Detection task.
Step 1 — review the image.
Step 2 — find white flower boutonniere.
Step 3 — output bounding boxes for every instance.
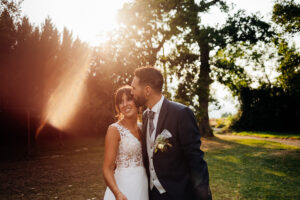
[154,129,173,153]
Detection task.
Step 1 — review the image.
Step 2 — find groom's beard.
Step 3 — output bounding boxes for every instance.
[134,95,147,107]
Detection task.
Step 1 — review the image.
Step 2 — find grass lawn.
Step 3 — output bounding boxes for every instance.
[230,131,300,140]
[0,135,299,200]
[0,137,107,200]
[202,135,300,200]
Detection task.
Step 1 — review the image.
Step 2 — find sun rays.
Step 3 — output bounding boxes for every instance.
[36,50,91,138]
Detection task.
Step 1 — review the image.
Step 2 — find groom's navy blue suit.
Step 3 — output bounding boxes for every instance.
[142,98,212,200]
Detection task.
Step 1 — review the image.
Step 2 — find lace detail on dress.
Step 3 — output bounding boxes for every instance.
[111,123,143,169]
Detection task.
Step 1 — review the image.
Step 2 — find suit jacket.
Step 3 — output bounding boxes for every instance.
[142,98,212,200]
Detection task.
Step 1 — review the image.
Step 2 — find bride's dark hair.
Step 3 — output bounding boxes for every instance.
[114,85,134,119]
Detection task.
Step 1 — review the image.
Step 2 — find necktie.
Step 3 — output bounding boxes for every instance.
[147,110,155,136]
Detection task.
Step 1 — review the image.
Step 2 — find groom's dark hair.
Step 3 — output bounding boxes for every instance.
[134,66,163,93]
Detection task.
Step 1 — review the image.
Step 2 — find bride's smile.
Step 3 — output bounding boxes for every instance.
[124,107,132,114]
[121,106,134,116]
[119,94,138,118]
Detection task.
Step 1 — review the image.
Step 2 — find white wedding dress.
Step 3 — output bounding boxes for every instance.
[103,123,149,200]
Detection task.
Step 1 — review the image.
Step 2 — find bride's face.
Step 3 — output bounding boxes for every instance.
[118,93,138,118]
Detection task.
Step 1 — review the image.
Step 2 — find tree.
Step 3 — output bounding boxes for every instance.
[219,0,300,132]
[0,0,22,17]
[0,3,95,136]
[272,0,300,34]
[0,0,23,55]
[0,0,22,107]
[276,40,300,94]
[117,0,274,137]
[272,0,300,95]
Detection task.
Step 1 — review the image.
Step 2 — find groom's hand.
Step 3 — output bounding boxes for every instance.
[197,185,212,200]
[192,185,212,200]
[178,107,212,200]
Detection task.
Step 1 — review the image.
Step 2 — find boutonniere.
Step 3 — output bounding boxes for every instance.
[154,129,173,153]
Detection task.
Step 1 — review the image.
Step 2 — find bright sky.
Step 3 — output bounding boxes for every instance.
[21,0,276,118]
[21,0,127,44]
[21,0,275,45]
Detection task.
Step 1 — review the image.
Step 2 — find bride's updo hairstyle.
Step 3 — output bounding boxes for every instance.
[114,85,134,119]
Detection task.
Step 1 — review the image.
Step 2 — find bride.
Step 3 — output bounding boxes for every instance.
[102,86,149,200]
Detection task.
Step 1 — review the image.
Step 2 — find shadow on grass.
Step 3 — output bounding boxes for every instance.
[204,136,300,200]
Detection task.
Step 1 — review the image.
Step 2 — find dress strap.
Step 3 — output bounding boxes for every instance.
[111,123,127,137]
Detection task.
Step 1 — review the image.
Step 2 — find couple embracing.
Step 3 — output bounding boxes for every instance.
[102,66,212,200]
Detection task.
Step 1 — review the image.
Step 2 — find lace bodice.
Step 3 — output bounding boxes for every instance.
[111,123,143,169]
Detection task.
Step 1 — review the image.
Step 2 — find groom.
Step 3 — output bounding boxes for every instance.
[131,66,212,200]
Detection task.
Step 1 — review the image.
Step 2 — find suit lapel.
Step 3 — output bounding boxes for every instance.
[155,98,169,139]
[141,112,148,155]
[142,112,148,139]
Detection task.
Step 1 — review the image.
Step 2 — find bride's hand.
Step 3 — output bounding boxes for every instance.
[116,192,128,200]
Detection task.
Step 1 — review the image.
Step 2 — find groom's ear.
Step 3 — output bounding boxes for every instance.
[144,85,152,97]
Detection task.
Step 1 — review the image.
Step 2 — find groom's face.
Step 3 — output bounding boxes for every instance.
[131,76,147,107]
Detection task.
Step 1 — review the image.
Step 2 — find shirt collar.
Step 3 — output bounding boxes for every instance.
[144,95,164,114]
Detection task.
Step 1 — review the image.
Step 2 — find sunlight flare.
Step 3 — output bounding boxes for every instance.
[36,51,91,137]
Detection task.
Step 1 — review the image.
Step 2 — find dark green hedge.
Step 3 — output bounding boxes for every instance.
[232,87,300,132]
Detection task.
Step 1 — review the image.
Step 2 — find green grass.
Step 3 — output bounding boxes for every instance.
[0,136,299,199]
[205,136,300,200]
[230,131,300,140]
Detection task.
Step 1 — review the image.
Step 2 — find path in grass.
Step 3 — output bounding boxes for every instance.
[217,134,300,148]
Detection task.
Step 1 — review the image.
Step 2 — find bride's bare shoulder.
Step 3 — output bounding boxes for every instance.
[105,123,120,139]
[108,121,122,130]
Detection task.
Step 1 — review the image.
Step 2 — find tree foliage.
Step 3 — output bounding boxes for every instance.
[0,1,110,140]
[277,40,300,94]
[115,0,276,137]
[231,86,300,132]
[272,0,300,33]
[1,0,299,142]
[225,0,300,132]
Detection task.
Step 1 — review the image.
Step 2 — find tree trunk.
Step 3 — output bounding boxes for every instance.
[198,32,213,137]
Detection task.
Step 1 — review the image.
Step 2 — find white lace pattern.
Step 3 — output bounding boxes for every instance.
[111,123,143,169]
